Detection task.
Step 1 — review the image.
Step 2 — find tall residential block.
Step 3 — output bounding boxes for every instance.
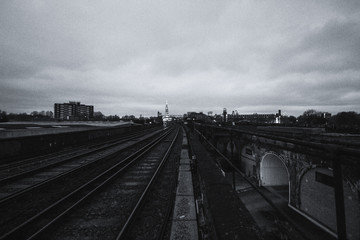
[54,101,94,120]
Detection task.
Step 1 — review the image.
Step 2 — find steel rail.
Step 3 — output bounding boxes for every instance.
[0,126,161,171]
[0,127,174,240]
[116,127,179,240]
[0,128,165,205]
[0,124,161,165]
[0,127,162,182]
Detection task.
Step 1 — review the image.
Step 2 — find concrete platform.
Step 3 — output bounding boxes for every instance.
[0,121,130,139]
[180,149,189,159]
[180,158,191,165]
[170,130,198,240]
[176,171,194,196]
[173,196,196,220]
[179,165,191,171]
[0,126,95,139]
[170,221,198,240]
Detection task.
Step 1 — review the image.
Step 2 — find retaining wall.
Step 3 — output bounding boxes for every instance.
[0,124,158,163]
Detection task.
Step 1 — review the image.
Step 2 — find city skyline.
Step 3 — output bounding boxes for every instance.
[0,101,345,119]
[1,1,359,117]
[0,99,356,118]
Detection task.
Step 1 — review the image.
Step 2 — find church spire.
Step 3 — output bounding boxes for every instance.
[165,100,169,117]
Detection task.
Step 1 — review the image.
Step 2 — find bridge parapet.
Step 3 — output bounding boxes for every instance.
[193,123,360,240]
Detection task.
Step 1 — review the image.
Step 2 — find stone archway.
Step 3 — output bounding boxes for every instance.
[260,152,289,186]
[260,152,290,204]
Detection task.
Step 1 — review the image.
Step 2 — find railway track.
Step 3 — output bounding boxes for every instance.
[0,125,164,165]
[118,128,181,240]
[0,126,161,177]
[0,127,165,201]
[0,126,180,239]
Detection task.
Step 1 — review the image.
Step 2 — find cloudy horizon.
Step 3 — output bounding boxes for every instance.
[1,0,360,117]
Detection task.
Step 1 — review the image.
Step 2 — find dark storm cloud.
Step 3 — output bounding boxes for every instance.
[0,1,93,80]
[272,19,360,75]
[265,12,360,115]
[0,0,359,116]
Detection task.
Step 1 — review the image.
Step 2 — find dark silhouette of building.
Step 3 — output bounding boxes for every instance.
[54,101,94,120]
[227,109,282,124]
[187,112,208,121]
[223,108,227,122]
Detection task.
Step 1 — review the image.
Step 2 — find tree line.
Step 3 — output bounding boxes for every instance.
[283,109,360,133]
[0,110,54,122]
[0,110,161,125]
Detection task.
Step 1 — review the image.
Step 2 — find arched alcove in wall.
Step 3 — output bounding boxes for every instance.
[260,152,289,186]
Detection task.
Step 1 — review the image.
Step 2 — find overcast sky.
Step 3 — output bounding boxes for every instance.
[1,0,359,117]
